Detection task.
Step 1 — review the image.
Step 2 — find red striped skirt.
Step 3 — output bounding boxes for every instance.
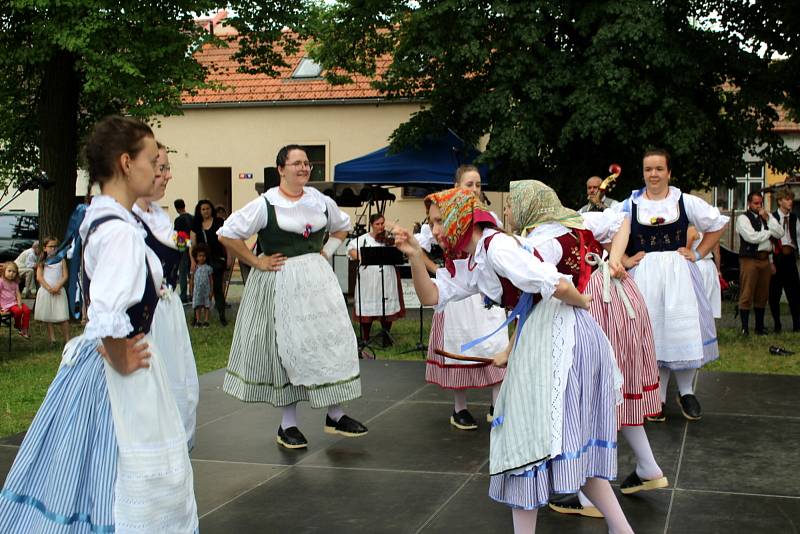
[586,270,661,427]
[425,309,506,389]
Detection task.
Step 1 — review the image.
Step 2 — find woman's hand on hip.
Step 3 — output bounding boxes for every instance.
[255,253,287,272]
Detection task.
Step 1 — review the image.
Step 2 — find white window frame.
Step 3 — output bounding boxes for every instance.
[713,161,765,212]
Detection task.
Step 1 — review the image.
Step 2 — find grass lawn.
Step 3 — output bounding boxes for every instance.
[2,301,800,437]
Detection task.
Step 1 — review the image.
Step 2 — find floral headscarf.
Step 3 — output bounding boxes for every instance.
[425,188,496,275]
[509,180,585,237]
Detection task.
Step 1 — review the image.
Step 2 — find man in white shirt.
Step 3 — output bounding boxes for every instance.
[768,188,800,332]
[736,191,784,335]
[578,175,618,213]
[14,241,39,298]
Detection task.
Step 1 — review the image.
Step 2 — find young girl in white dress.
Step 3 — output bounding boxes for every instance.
[34,237,70,344]
[0,116,197,533]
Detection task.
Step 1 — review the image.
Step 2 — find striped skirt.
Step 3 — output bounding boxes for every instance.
[425,295,507,389]
[488,308,618,510]
[586,269,661,427]
[223,254,361,408]
[0,337,116,533]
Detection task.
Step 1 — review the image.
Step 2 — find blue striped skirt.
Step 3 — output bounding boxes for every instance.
[488,309,618,509]
[0,336,116,533]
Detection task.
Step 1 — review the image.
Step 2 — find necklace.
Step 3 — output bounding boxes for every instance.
[279,185,304,200]
[644,189,668,201]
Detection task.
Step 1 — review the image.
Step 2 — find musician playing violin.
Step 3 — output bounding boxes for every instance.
[347,213,405,346]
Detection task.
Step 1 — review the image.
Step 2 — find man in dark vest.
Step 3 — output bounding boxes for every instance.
[736,191,784,335]
[769,188,800,332]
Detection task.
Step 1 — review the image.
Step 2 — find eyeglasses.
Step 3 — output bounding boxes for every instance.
[286,161,313,170]
[159,165,171,173]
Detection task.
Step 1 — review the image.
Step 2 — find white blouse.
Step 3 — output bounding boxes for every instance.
[80,195,164,339]
[415,223,436,253]
[431,229,567,312]
[523,210,625,264]
[218,187,351,240]
[132,201,177,249]
[613,186,729,233]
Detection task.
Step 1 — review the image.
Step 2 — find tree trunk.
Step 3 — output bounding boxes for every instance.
[37,50,80,241]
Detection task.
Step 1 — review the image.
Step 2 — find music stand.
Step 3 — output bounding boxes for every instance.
[358,246,406,351]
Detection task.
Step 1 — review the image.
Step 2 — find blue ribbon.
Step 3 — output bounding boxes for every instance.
[46,204,87,320]
[703,337,718,346]
[490,415,504,428]
[460,292,535,354]
[555,438,617,461]
[0,489,114,532]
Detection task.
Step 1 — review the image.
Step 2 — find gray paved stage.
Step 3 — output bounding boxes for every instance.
[2,362,799,533]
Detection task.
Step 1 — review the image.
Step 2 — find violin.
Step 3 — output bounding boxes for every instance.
[374,230,395,246]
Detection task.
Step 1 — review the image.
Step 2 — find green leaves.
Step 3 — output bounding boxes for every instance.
[300,0,799,203]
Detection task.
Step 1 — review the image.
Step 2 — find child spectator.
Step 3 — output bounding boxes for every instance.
[34,237,70,344]
[191,244,213,327]
[0,262,31,338]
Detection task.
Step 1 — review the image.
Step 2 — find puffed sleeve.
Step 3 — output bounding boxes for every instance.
[683,194,729,233]
[346,235,361,252]
[217,196,269,239]
[485,233,567,301]
[581,210,625,244]
[324,196,352,233]
[431,264,476,311]
[415,224,435,253]
[84,223,146,339]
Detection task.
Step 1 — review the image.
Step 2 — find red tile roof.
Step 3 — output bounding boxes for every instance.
[182,39,390,106]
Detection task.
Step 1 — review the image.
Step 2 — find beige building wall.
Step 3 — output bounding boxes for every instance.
[152,102,507,230]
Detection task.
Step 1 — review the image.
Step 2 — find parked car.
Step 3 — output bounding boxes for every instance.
[0,212,39,262]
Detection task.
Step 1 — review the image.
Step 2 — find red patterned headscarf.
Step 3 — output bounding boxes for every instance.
[425,188,497,275]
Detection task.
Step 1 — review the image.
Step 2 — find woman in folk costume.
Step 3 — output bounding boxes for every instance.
[0,116,197,533]
[612,149,728,421]
[132,142,199,449]
[507,180,666,519]
[218,144,367,450]
[347,212,405,347]
[687,225,723,319]
[418,165,507,430]
[393,189,633,534]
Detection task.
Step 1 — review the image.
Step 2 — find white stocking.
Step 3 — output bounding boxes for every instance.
[511,508,538,534]
[327,404,345,423]
[675,369,697,396]
[580,478,633,534]
[621,425,663,480]
[454,390,468,412]
[281,403,298,430]
[658,367,671,404]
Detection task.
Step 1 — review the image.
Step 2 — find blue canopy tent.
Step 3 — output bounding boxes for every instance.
[333,130,486,186]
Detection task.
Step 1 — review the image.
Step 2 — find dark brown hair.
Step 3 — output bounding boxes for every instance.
[37,236,59,266]
[84,116,154,198]
[192,242,211,262]
[643,148,671,171]
[276,144,306,167]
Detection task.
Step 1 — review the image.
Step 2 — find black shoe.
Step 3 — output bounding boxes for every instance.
[324,415,368,437]
[619,471,669,495]
[450,409,478,430]
[486,405,494,423]
[754,328,769,336]
[548,493,604,518]
[277,426,308,449]
[646,403,666,423]
[219,316,228,326]
[676,394,702,421]
[774,325,782,334]
[741,328,750,337]
[769,345,795,356]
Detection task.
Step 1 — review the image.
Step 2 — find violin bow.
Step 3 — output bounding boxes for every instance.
[434,348,495,364]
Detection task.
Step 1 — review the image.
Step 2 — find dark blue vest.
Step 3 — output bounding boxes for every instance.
[738,211,765,258]
[626,194,689,255]
[82,215,158,338]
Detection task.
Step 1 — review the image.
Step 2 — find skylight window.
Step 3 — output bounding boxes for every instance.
[292,58,323,79]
